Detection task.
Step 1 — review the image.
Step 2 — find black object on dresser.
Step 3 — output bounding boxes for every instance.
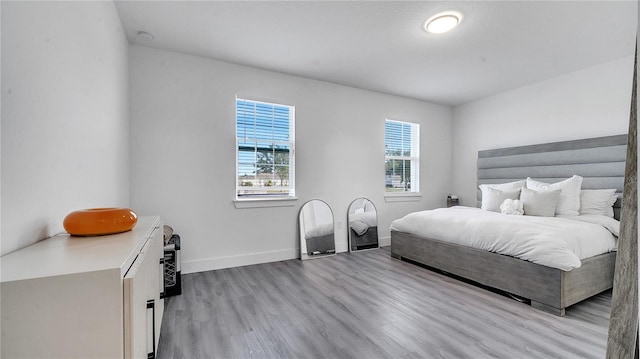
[163,234,182,297]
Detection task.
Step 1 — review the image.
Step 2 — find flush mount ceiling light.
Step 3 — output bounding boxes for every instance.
[424,11,462,34]
[137,31,154,40]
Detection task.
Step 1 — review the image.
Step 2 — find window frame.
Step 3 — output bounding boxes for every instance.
[235,97,296,202]
[384,119,420,198]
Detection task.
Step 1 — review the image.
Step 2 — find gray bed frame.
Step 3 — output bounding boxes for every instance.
[391,134,627,316]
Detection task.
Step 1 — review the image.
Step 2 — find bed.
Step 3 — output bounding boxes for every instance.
[350,227,378,250]
[349,198,379,251]
[305,223,335,255]
[300,200,336,257]
[390,134,627,316]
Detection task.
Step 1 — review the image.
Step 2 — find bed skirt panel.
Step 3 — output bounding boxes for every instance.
[390,230,615,316]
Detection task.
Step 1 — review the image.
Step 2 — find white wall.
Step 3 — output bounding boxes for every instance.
[129,45,452,273]
[451,56,634,207]
[1,1,130,255]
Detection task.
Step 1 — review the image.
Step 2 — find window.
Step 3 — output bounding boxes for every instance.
[385,119,420,193]
[236,98,295,198]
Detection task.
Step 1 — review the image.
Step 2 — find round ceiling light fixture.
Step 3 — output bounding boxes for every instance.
[424,11,462,34]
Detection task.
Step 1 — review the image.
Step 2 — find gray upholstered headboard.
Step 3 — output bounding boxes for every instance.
[477,134,628,219]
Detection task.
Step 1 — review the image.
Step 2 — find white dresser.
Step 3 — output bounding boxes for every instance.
[1,216,165,359]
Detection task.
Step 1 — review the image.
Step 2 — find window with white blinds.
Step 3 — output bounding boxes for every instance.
[236,98,295,198]
[385,119,420,193]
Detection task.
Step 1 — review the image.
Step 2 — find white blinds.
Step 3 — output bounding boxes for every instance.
[236,98,295,197]
[385,119,420,193]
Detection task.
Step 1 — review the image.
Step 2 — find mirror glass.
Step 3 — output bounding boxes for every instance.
[299,200,336,260]
[348,198,379,252]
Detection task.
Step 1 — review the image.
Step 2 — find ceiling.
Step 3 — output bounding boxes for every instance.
[114,1,637,106]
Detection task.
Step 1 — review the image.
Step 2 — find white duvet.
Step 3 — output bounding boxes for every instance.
[349,211,377,236]
[305,222,334,239]
[390,206,618,271]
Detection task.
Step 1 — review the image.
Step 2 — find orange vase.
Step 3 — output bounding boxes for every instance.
[63,208,138,236]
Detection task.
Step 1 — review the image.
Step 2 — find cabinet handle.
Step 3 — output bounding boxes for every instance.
[147,299,156,359]
[159,257,165,299]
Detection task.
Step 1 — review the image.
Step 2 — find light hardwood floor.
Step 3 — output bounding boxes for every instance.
[158,247,611,359]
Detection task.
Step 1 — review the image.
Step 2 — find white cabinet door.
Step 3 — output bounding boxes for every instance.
[124,236,158,359]
[151,225,165,350]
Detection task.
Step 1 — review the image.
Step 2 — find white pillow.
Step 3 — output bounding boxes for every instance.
[479,179,526,192]
[480,187,521,212]
[580,189,618,217]
[520,187,562,217]
[479,180,525,209]
[526,175,583,216]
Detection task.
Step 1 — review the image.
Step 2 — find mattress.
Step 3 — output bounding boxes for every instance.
[390,206,618,271]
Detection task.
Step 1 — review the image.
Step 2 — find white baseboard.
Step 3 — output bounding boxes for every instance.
[379,236,391,247]
[182,248,299,274]
[182,237,392,274]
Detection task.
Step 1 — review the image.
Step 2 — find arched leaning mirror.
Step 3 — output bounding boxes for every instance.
[348,198,379,252]
[299,200,336,260]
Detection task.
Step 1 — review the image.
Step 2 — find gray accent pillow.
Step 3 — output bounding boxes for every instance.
[579,189,618,217]
[481,187,521,213]
[521,187,561,217]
